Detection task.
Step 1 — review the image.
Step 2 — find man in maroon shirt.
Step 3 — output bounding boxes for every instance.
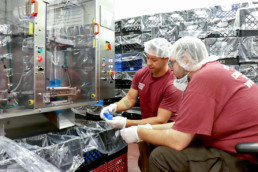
[100,38,182,172]
[121,37,258,171]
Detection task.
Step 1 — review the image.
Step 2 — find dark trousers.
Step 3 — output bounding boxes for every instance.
[138,141,156,172]
[149,146,257,172]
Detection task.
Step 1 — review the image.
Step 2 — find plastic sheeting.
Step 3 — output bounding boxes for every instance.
[234,6,258,30]
[207,18,236,37]
[121,53,143,71]
[204,37,240,59]
[141,14,162,31]
[186,8,213,22]
[162,11,187,26]
[213,4,241,19]
[152,25,179,42]
[121,34,143,52]
[0,121,127,171]
[121,17,142,32]
[239,36,258,63]
[239,64,258,84]
[0,136,61,172]
[179,22,208,39]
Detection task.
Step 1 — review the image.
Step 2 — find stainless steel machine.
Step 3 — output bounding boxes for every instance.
[0,0,115,134]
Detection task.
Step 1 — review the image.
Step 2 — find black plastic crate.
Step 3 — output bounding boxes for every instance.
[121,53,143,72]
[218,57,239,65]
[141,14,162,31]
[234,7,258,37]
[152,25,179,42]
[186,8,213,22]
[115,54,122,72]
[207,18,236,38]
[121,17,141,32]
[115,36,122,54]
[141,31,152,43]
[204,37,240,59]
[239,36,258,63]
[239,63,258,84]
[162,11,187,25]
[213,4,240,19]
[115,21,121,33]
[83,149,107,166]
[179,22,208,39]
[121,33,143,53]
[115,80,132,89]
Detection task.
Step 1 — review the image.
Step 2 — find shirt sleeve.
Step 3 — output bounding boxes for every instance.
[159,82,182,113]
[172,92,217,136]
[131,70,140,90]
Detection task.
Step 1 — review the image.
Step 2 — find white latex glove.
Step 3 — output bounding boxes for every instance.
[138,123,152,129]
[100,104,117,120]
[120,124,152,143]
[120,126,140,143]
[106,116,127,129]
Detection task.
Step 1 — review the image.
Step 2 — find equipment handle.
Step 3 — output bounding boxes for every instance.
[94,22,99,35]
[31,0,38,17]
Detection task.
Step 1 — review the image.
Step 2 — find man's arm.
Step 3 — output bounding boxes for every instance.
[115,88,139,112]
[126,108,173,127]
[152,122,174,130]
[138,127,195,151]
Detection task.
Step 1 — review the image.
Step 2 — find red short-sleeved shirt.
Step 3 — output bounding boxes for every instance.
[172,61,258,163]
[131,66,182,119]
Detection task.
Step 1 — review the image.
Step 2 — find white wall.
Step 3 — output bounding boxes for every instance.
[114,0,254,20]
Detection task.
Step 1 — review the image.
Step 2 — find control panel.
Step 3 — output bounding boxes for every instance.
[101,46,115,81]
[97,3,115,99]
[97,31,115,99]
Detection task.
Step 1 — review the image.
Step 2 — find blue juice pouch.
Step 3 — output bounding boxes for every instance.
[104,112,113,120]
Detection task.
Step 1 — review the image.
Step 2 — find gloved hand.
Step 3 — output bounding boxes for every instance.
[120,126,140,143]
[100,104,117,120]
[106,116,127,129]
[138,123,152,129]
[120,124,152,143]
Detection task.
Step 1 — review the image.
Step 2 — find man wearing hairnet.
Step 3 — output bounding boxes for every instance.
[100,38,182,172]
[120,37,258,171]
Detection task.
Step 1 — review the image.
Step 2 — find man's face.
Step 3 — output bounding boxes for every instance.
[169,59,188,79]
[146,53,167,74]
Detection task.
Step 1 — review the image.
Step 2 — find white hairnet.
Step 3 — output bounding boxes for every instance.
[170,36,216,71]
[144,38,171,58]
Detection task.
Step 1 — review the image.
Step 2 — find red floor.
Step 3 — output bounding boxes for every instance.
[128,143,141,172]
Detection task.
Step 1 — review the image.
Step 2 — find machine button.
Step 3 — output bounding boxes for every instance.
[38,56,43,62]
[108,43,111,50]
[38,48,43,53]
[105,41,111,50]
[38,65,44,71]
[91,94,96,99]
[28,99,34,105]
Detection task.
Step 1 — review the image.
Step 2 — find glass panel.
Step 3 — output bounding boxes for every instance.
[46,0,96,105]
[0,0,34,111]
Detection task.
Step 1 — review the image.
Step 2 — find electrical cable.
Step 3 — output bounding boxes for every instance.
[11,69,25,92]
[66,70,71,87]
[4,0,12,90]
